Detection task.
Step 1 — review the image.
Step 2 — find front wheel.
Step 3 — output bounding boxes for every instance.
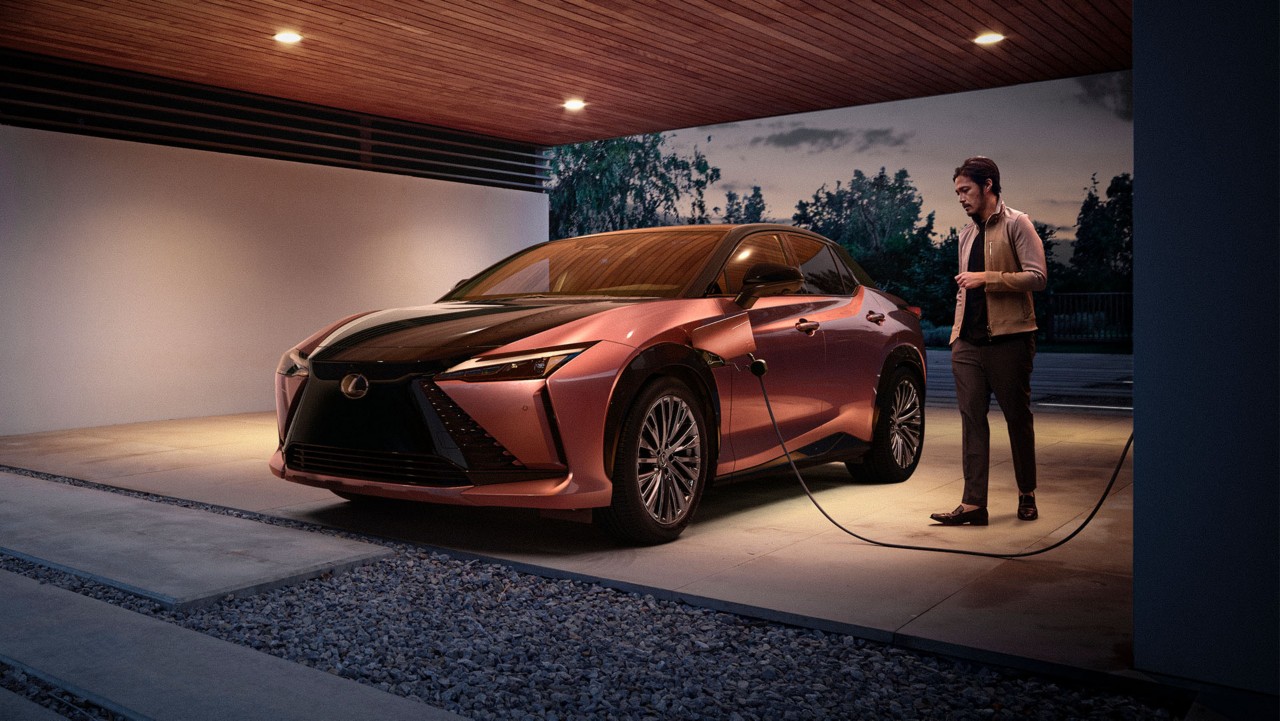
[596,377,710,545]
[847,366,924,483]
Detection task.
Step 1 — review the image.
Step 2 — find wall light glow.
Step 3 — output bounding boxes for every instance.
[563,98,586,112]
[274,31,303,44]
[974,32,1005,45]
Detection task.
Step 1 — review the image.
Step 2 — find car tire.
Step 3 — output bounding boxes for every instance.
[847,366,924,483]
[596,377,710,545]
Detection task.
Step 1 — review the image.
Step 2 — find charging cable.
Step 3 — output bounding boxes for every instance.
[750,356,1134,559]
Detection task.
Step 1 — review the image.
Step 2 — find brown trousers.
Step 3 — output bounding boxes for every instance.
[951,335,1037,507]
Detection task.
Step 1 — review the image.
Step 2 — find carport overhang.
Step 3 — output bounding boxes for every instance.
[0,0,1275,704]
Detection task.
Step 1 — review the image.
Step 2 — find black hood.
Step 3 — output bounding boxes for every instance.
[308,299,636,374]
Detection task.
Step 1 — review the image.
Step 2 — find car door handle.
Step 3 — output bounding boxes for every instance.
[865,311,886,325]
[795,319,820,336]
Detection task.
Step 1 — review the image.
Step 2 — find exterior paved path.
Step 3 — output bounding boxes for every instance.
[925,350,1133,411]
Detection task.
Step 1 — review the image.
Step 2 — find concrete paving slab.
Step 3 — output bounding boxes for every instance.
[0,403,1137,683]
[0,472,390,610]
[0,687,67,721]
[673,534,1005,638]
[896,560,1133,675]
[0,570,465,721]
[97,459,337,512]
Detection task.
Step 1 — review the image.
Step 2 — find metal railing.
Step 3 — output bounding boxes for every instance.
[1041,292,1133,343]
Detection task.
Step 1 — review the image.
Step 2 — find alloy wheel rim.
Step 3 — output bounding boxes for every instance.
[636,395,702,524]
[888,379,923,469]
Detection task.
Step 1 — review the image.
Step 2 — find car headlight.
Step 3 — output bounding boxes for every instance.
[437,345,591,382]
[277,348,310,378]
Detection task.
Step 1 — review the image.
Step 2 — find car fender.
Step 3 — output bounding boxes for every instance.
[601,342,721,480]
[871,343,927,428]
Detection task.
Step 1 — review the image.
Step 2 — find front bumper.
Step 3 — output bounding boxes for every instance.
[272,341,633,509]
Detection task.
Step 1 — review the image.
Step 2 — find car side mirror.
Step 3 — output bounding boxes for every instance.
[734,263,804,309]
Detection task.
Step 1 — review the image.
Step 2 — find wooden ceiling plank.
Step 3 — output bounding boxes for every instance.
[793,0,999,95]
[1019,0,1129,70]
[959,0,1098,77]
[325,0,834,117]
[0,0,880,137]
[1093,0,1134,42]
[1063,0,1133,65]
[907,0,1073,81]
[696,0,947,96]
[239,2,743,129]
[697,0,943,98]
[856,1,1033,91]
[578,0,877,104]
[0,0,1136,146]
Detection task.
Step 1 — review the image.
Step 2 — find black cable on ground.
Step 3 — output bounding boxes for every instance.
[754,364,1133,559]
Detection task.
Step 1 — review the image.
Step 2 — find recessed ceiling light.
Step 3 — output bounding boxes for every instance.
[974,32,1005,45]
[563,98,586,112]
[274,31,302,44]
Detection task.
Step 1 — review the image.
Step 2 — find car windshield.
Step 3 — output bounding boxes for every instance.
[447,229,729,300]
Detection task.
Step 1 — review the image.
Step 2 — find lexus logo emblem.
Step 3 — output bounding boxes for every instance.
[340,373,370,399]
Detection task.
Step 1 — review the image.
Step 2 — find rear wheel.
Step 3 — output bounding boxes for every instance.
[596,377,710,545]
[847,366,924,483]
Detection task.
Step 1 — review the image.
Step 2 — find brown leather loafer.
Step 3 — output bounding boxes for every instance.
[930,505,989,526]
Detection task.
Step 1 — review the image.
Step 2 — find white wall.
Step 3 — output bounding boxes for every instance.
[0,125,548,435]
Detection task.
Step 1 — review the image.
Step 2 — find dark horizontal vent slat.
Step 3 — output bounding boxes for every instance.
[2,82,548,177]
[0,49,548,192]
[286,442,559,488]
[287,443,470,487]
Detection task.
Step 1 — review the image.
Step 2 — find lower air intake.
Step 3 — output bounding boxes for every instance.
[286,443,469,487]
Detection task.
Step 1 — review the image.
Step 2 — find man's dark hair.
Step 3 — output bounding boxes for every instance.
[954,156,1002,197]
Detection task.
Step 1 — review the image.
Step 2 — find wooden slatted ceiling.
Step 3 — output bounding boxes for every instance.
[0,0,1131,146]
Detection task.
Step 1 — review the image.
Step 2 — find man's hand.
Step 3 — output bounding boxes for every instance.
[955,271,986,290]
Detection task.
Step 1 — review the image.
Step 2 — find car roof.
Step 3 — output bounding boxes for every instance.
[570,223,830,244]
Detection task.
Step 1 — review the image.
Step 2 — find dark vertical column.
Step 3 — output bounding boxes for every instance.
[1132,0,1278,696]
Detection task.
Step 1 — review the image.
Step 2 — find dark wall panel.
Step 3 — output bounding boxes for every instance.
[1132,0,1278,696]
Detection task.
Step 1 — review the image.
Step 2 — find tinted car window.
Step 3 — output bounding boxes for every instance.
[449,229,727,299]
[786,234,850,295]
[830,244,876,289]
[714,234,790,295]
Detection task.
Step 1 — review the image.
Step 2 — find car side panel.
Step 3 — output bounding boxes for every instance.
[813,286,894,443]
[721,294,832,471]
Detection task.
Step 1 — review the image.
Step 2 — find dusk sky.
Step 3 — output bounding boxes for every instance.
[662,71,1133,242]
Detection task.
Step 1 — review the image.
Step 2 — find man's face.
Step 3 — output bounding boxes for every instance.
[954,175,994,219]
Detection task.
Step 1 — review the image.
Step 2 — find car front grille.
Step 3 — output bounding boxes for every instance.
[286,443,469,487]
[283,376,565,488]
[419,380,524,471]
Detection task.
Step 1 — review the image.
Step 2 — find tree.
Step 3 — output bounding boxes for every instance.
[721,186,767,223]
[792,168,928,256]
[1067,173,1133,291]
[1036,221,1071,287]
[899,222,957,326]
[1033,221,1070,332]
[792,168,945,314]
[547,134,721,239]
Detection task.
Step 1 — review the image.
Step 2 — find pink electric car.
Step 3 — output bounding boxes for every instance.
[271,225,925,544]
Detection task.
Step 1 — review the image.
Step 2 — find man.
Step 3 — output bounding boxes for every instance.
[931,157,1047,526]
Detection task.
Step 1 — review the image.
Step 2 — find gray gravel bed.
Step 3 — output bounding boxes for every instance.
[1,467,1183,720]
